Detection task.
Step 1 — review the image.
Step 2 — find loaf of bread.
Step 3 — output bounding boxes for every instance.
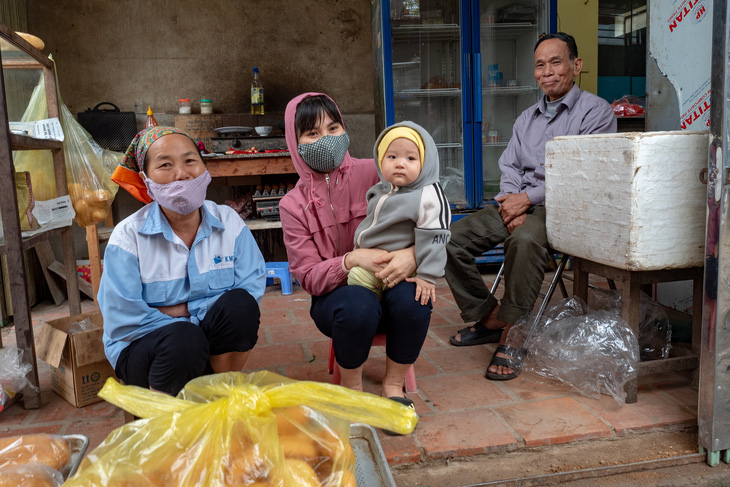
[0,434,71,471]
[0,463,63,487]
[15,32,45,50]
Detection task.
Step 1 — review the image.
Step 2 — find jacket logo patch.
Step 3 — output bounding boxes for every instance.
[432,234,450,244]
[213,255,234,265]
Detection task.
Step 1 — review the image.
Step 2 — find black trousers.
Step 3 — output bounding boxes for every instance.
[310,282,432,369]
[115,288,260,395]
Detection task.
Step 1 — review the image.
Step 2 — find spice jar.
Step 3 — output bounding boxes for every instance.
[200,98,213,114]
[178,98,191,114]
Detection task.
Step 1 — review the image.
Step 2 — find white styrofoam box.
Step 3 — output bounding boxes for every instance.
[545,130,709,271]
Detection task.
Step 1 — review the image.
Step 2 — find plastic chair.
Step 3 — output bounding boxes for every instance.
[327,335,418,393]
[265,262,293,295]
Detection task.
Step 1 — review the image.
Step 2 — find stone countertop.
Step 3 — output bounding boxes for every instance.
[206,151,290,160]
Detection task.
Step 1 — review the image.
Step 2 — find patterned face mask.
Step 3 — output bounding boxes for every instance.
[144,170,212,215]
[297,132,350,173]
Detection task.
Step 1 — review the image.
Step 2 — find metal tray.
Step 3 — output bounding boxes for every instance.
[214,126,253,134]
[350,424,396,487]
[61,434,89,480]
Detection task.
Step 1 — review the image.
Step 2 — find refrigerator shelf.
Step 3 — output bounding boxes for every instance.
[393,60,420,68]
[396,88,461,98]
[436,142,463,149]
[482,142,509,147]
[482,86,537,95]
[392,24,460,41]
[480,22,538,38]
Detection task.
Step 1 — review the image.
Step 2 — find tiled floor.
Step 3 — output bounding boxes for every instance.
[0,268,698,470]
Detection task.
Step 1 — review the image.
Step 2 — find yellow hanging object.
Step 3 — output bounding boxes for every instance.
[65,371,417,486]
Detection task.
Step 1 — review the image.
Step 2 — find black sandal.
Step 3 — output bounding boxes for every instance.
[485,344,523,381]
[449,323,503,346]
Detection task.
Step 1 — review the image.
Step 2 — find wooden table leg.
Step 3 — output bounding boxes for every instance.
[622,272,641,404]
[691,275,703,388]
[86,225,102,303]
[573,258,589,302]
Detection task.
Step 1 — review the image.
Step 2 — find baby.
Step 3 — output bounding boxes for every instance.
[349,121,451,304]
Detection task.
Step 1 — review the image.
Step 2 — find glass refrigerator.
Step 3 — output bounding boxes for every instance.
[371,0,555,209]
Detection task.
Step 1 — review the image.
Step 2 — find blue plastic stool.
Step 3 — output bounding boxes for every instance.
[265,262,293,295]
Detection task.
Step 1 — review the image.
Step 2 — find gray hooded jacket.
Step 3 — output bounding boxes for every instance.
[353,121,451,283]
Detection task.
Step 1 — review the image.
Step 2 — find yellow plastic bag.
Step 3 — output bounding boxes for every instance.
[12,55,120,227]
[65,371,417,487]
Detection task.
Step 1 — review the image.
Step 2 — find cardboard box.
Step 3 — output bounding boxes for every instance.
[174,114,223,153]
[35,310,116,407]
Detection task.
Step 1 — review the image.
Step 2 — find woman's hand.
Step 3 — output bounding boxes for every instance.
[407,276,436,305]
[345,248,389,273]
[154,302,191,318]
[374,246,417,287]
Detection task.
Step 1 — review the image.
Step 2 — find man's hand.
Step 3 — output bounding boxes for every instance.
[507,213,526,233]
[496,192,531,224]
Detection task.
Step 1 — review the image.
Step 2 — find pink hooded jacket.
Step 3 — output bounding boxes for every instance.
[279,93,379,296]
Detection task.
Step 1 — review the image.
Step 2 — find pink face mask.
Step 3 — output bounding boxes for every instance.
[144,170,212,215]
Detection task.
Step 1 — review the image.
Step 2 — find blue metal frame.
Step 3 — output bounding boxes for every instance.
[549,0,557,33]
[461,0,476,207]
[468,0,483,208]
[381,0,395,126]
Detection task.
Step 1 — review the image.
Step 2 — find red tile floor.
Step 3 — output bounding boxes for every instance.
[0,268,698,471]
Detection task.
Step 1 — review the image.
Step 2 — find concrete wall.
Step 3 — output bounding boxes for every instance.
[24,0,377,158]
[22,0,378,260]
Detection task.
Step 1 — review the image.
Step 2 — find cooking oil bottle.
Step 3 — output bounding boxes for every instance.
[145,106,158,128]
[250,67,264,115]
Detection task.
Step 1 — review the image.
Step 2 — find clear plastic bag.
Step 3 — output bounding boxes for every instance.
[611,95,645,117]
[0,433,71,471]
[588,289,672,361]
[506,297,640,405]
[66,371,416,486]
[68,318,94,335]
[638,293,672,361]
[0,346,36,411]
[12,56,120,227]
[0,462,64,487]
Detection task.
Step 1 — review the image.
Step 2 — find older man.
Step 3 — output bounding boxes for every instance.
[445,32,617,380]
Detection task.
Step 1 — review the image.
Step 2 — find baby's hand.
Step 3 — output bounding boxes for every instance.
[407,276,436,305]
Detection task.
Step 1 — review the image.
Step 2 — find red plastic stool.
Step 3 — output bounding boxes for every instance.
[327,335,417,393]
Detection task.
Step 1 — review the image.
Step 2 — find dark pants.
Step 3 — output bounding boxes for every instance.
[444,205,549,324]
[311,282,431,369]
[115,288,260,395]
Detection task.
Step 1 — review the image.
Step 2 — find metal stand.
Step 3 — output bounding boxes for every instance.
[699,0,730,466]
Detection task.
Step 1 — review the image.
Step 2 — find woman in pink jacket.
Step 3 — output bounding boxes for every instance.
[280,93,431,410]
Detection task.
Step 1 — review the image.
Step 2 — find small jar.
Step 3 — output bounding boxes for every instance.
[200,98,213,114]
[178,98,191,114]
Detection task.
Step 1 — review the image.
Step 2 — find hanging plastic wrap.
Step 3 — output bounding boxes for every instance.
[588,289,672,361]
[0,346,36,412]
[65,371,416,486]
[12,55,121,227]
[506,296,640,405]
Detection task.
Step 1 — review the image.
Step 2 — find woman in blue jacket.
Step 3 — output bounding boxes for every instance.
[100,127,266,395]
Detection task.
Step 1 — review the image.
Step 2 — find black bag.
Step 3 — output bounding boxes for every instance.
[77,102,137,152]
